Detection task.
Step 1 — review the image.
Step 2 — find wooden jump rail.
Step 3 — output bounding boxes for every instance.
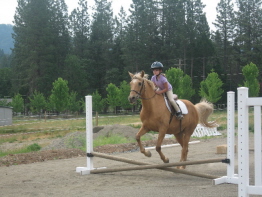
[86,152,226,179]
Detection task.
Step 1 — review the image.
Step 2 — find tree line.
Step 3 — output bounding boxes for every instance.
[1,64,259,116]
[0,0,261,109]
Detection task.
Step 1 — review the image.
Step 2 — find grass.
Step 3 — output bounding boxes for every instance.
[0,143,42,157]
[65,131,154,152]
[0,115,140,135]
[0,109,256,157]
[93,134,135,147]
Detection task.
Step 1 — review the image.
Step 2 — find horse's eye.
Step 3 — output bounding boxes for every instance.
[138,82,142,86]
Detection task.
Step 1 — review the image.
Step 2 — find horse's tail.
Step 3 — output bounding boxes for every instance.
[194,99,217,128]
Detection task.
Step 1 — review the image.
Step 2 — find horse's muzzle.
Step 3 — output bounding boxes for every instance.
[128,95,138,104]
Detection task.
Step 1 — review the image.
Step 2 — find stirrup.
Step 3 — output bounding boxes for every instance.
[176,112,183,120]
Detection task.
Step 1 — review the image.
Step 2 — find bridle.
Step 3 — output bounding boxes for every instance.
[130,77,156,100]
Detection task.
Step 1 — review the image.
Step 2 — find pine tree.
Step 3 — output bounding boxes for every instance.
[69,0,90,59]
[123,0,160,73]
[185,0,214,93]
[199,70,224,103]
[161,0,186,66]
[12,0,70,97]
[234,0,262,67]
[241,62,260,97]
[88,0,115,96]
[213,0,235,72]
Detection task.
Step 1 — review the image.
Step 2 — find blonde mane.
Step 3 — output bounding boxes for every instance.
[132,72,155,89]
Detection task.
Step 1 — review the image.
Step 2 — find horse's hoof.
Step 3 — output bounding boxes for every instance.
[145,150,152,157]
[163,157,169,163]
[177,166,186,169]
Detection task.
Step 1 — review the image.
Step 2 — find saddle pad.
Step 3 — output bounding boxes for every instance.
[164,98,188,114]
[176,100,188,114]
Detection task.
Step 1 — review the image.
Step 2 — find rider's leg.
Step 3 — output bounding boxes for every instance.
[166,90,183,119]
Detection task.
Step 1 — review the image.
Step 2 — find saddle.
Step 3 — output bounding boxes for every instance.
[164,94,188,116]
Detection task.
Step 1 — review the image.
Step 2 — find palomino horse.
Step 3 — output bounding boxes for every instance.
[128,71,216,169]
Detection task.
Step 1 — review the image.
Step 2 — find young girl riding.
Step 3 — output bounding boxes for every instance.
[150,61,183,120]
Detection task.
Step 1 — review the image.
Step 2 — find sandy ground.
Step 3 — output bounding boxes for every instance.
[0,134,257,197]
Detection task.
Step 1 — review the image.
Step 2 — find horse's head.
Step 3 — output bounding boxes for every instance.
[128,71,146,104]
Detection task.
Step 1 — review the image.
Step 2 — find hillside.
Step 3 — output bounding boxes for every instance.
[0,24,14,54]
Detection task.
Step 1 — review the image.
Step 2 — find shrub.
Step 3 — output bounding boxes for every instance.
[27,143,41,151]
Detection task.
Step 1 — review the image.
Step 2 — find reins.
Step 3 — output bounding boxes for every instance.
[130,77,156,100]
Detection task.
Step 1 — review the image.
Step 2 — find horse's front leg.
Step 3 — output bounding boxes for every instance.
[156,130,169,163]
[136,126,151,157]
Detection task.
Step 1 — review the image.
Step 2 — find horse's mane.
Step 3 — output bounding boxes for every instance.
[133,72,155,89]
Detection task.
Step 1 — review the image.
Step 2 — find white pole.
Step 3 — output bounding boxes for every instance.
[76,96,93,175]
[254,105,262,186]
[213,91,238,185]
[86,96,93,171]
[237,87,249,197]
[227,91,237,180]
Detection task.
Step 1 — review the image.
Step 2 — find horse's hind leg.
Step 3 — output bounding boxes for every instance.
[136,126,151,157]
[174,131,191,169]
[156,131,169,163]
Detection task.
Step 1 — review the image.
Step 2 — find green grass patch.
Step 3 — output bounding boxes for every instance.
[0,143,41,157]
[64,132,154,152]
[93,115,141,126]
[27,143,41,151]
[0,136,18,145]
[93,134,134,147]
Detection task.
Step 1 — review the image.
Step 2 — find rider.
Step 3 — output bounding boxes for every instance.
[151,61,183,120]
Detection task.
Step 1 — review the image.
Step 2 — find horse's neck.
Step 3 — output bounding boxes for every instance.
[141,86,163,109]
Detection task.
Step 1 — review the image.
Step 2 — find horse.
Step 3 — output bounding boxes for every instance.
[128,70,216,169]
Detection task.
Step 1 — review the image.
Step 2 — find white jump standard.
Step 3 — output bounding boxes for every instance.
[214,87,262,197]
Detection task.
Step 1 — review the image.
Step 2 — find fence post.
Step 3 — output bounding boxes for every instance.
[237,87,249,197]
[227,91,237,180]
[213,91,238,185]
[76,95,93,175]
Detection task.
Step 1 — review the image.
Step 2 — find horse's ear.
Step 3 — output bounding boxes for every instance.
[128,72,134,79]
[141,70,145,78]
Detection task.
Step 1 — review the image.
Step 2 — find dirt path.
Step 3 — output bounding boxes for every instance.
[1,135,253,197]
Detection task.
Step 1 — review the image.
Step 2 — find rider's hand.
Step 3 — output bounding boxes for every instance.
[155,90,161,95]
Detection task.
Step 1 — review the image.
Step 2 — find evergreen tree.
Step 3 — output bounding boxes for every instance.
[199,70,224,103]
[213,0,235,72]
[49,77,69,113]
[185,0,214,92]
[234,0,262,68]
[12,0,70,97]
[92,90,105,126]
[62,54,88,99]
[29,91,46,116]
[119,80,133,110]
[68,91,82,114]
[106,83,120,113]
[88,0,115,96]
[124,0,160,72]
[50,0,71,74]
[165,67,195,100]
[11,93,24,114]
[241,62,260,97]
[69,0,90,59]
[0,68,12,97]
[161,0,187,65]
[109,6,128,83]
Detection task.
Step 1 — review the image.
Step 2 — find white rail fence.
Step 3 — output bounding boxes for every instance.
[214,87,262,197]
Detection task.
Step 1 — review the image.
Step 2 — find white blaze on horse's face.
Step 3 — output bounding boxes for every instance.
[128,78,142,104]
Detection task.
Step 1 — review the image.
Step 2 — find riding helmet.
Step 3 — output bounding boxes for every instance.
[151,61,164,70]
